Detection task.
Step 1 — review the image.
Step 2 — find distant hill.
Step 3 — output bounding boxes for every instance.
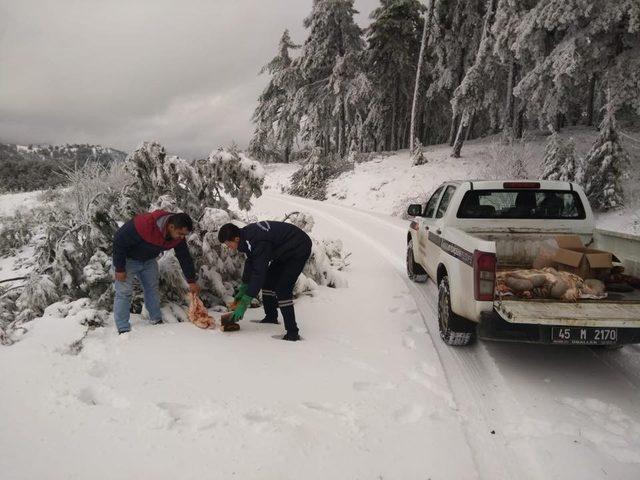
[0,143,127,192]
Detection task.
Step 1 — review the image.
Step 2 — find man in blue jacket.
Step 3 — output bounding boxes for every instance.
[218,221,312,341]
[112,210,199,334]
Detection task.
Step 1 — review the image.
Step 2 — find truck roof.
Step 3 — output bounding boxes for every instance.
[447,179,574,191]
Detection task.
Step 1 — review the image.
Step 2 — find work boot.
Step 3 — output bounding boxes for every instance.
[258,316,279,324]
[262,290,279,323]
[279,301,299,339]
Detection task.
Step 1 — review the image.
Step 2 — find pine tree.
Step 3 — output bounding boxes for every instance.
[540,128,576,181]
[427,0,485,145]
[249,30,301,163]
[451,0,501,157]
[366,0,426,151]
[501,0,640,132]
[295,0,367,157]
[288,148,334,200]
[582,109,629,211]
[411,138,428,166]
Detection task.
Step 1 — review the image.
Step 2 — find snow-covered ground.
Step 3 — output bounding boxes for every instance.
[1,192,640,479]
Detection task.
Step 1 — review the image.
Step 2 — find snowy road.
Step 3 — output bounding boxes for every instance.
[1,192,640,480]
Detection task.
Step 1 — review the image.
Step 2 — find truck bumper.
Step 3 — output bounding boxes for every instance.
[479,310,640,345]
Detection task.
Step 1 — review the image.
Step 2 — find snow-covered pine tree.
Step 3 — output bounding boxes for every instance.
[582,108,629,211]
[451,0,501,158]
[249,30,301,163]
[426,0,485,145]
[281,211,349,292]
[411,138,428,166]
[366,0,426,151]
[288,148,334,200]
[540,128,576,182]
[294,0,367,157]
[504,0,640,133]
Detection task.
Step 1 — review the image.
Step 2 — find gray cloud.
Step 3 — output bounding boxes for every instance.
[0,0,380,158]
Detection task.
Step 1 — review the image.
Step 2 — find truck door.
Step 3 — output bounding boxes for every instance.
[424,185,457,276]
[417,186,444,267]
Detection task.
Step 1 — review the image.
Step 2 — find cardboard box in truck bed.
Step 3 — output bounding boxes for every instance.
[552,235,615,279]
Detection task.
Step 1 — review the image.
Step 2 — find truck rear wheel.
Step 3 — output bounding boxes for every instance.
[438,276,476,346]
[407,240,428,283]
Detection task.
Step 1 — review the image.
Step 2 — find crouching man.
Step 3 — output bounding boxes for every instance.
[218,221,312,341]
[112,210,199,334]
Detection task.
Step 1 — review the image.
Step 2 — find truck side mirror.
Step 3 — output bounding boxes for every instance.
[407,204,423,217]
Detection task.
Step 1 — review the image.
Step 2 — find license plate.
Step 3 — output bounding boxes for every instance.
[551,327,618,345]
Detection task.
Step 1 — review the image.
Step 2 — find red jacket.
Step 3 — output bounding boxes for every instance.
[112,210,196,281]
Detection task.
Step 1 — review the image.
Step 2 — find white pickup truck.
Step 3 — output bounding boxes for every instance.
[406,180,640,347]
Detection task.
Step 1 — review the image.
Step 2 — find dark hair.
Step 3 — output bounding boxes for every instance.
[218,223,241,243]
[167,213,194,231]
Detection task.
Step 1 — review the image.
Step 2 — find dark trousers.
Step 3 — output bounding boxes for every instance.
[262,244,312,334]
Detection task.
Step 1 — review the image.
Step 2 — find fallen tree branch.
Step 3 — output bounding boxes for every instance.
[0,277,28,284]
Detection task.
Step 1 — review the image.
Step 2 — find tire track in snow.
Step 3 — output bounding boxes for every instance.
[265,193,535,480]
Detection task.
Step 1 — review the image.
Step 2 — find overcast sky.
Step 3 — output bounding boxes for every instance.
[0,0,381,158]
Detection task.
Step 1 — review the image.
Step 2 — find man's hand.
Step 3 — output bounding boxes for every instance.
[188,282,201,295]
[231,294,252,322]
[115,271,127,282]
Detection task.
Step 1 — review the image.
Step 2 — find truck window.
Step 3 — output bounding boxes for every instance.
[436,186,457,218]
[423,186,444,218]
[457,190,586,219]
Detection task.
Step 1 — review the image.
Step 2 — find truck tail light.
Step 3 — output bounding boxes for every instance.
[473,250,497,301]
[410,221,419,231]
[503,182,540,189]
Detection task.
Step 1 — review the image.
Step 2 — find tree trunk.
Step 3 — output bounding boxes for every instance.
[410,1,433,151]
[465,113,475,141]
[504,62,518,130]
[513,104,525,139]
[421,108,429,144]
[284,143,291,163]
[448,114,459,146]
[586,74,596,126]
[338,98,346,158]
[554,112,563,133]
[451,113,467,158]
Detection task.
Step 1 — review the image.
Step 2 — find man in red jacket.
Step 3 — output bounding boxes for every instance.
[112,210,199,334]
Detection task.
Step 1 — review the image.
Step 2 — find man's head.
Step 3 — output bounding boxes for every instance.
[218,223,241,250]
[167,213,194,240]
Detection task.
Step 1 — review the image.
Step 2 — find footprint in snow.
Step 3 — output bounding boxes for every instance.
[301,402,358,426]
[155,402,221,431]
[77,385,130,409]
[394,404,426,424]
[402,335,416,350]
[242,408,301,432]
[353,381,396,392]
